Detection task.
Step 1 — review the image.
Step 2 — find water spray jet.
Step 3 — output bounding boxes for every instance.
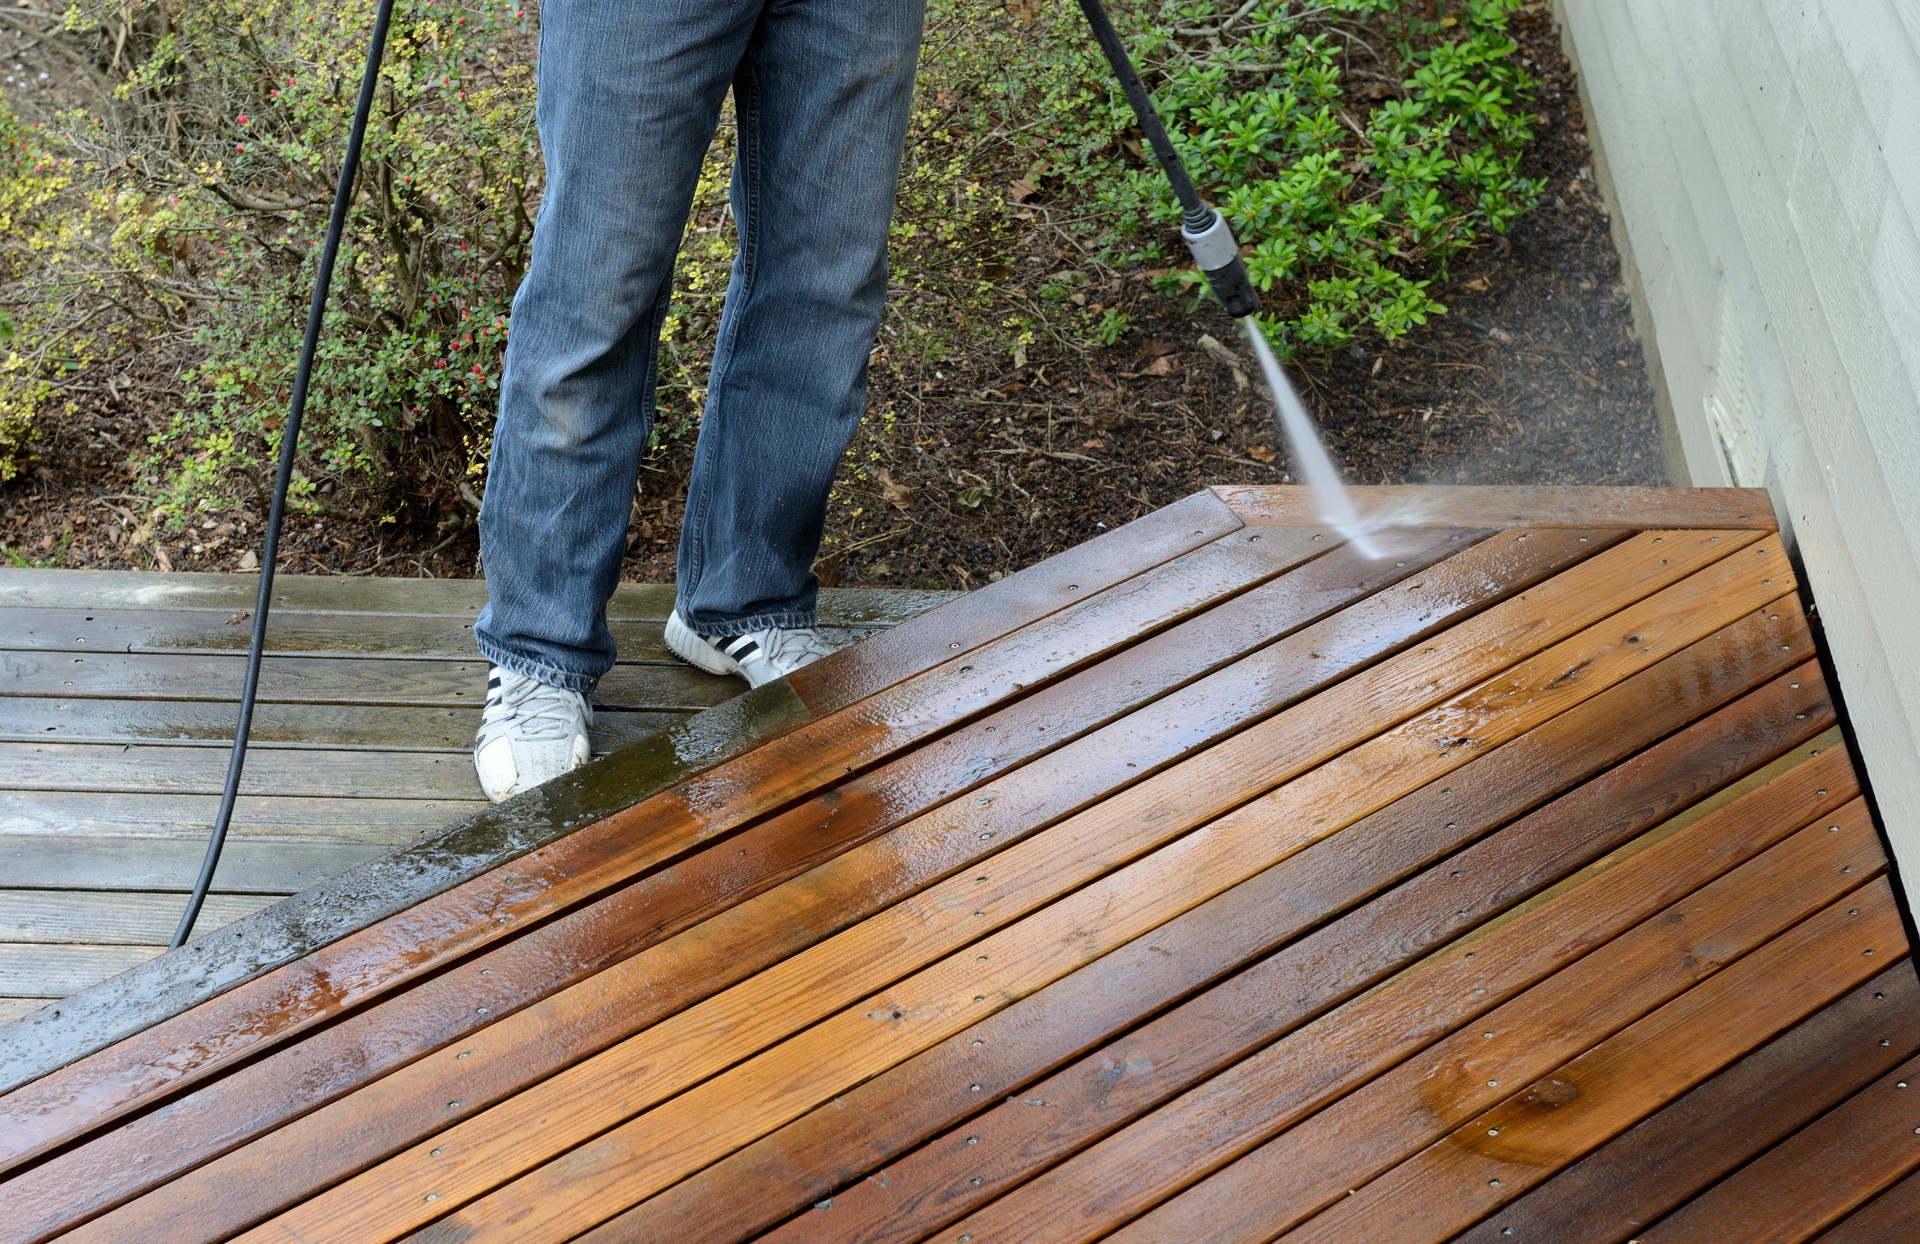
[1076,0,1382,557]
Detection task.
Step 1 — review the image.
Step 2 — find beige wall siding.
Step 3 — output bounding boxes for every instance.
[1553,0,1920,888]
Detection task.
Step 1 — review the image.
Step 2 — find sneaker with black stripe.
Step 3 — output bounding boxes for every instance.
[472,666,592,802]
[664,610,839,689]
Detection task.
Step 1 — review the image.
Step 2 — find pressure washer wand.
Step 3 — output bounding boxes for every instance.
[1076,0,1258,319]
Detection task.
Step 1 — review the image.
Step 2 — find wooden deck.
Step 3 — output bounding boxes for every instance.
[0,485,1914,1243]
[0,571,950,1022]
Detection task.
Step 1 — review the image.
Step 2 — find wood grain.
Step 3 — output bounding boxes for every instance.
[1273,877,1903,1244]
[725,653,1830,1244]
[1452,968,1920,1244]
[935,742,1859,1244]
[1639,1026,1920,1241]
[0,696,686,751]
[1816,1169,1920,1242]
[0,742,484,799]
[0,835,385,892]
[0,571,952,624]
[0,1001,46,1026]
[0,892,278,944]
[0,605,881,663]
[0,945,165,998]
[0,649,733,711]
[0,790,487,841]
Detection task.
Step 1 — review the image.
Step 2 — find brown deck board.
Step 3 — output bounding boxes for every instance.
[0,487,1907,1244]
[750,664,1834,1244]
[940,777,1872,1244]
[1635,1042,1920,1241]
[1818,1167,1920,1242]
[1453,967,1920,1243]
[274,531,1788,1240]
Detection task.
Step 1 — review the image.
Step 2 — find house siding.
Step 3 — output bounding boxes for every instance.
[1552,0,1920,893]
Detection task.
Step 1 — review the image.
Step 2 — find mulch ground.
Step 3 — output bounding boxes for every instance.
[0,6,1658,592]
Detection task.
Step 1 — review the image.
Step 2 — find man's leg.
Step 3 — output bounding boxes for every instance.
[673,0,926,636]
[476,0,759,692]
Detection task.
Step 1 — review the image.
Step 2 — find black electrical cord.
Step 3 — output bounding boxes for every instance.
[171,0,400,949]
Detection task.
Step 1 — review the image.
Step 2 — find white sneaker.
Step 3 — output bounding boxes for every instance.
[664,610,838,689]
[472,666,592,802]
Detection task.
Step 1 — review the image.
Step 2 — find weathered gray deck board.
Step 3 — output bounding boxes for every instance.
[0,606,748,663]
[0,697,689,749]
[0,891,279,943]
[0,571,951,622]
[0,568,949,1026]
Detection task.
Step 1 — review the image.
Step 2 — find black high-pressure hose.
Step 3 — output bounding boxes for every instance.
[1076,0,1259,319]
[171,0,399,948]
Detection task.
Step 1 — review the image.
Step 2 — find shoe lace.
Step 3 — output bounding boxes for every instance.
[760,626,838,671]
[480,673,586,743]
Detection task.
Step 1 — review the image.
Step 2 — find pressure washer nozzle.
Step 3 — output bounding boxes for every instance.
[1182,205,1259,319]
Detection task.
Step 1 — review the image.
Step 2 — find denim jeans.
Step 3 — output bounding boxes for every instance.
[474,0,925,692]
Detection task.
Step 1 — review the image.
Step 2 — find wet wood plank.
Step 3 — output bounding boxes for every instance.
[2,487,1906,1244]
[1637,1040,1920,1241]
[724,657,1831,1244]
[748,664,1827,1244]
[1272,878,1901,1244]
[1453,968,1920,1243]
[1214,484,1777,529]
[945,774,1874,1244]
[332,536,1792,1242]
[1817,1168,1920,1242]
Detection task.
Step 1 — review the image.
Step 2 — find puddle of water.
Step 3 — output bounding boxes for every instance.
[1241,317,1384,559]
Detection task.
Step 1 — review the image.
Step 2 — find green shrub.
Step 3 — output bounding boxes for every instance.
[77,0,542,522]
[0,92,82,481]
[0,0,1540,520]
[972,0,1544,356]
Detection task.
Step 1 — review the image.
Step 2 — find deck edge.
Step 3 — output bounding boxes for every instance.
[1211,485,1779,530]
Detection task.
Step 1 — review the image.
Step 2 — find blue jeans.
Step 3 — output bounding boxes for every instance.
[475,0,925,692]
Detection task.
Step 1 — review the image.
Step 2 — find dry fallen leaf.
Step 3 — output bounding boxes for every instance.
[1248,444,1278,463]
[878,468,915,511]
[1146,353,1181,375]
[1464,276,1491,292]
[1008,176,1038,204]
